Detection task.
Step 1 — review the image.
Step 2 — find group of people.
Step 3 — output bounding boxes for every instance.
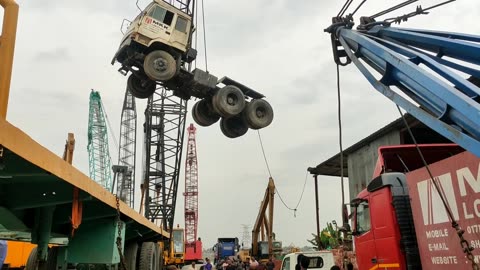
[211,256,275,270]
[0,240,7,269]
[248,257,275,270]
[184,255,354,270]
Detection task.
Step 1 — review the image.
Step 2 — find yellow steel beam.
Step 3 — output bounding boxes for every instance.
[0,118,169,238]
[0,0,18,119]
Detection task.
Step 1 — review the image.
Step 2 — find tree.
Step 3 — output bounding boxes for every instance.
[307,222,340,250]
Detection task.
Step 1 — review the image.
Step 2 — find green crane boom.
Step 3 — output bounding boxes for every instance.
[88,90,112,190]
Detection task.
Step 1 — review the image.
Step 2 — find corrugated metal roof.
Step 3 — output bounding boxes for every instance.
[307,114,419,176]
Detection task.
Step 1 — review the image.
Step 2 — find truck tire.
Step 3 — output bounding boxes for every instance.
[243,99,274,129]
[26,247,38,270]
[127,74,156,99]
[155,244,163,270]
[26,247,59,270]
[212,85,245,118]
[46,247,59,270]
[125,243,139,270]
[220,116,248,138]
[144,50,177,81]
[139,242,158,270]
[192,99,220,127]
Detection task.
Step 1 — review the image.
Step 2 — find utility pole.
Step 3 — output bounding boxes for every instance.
[241,224,251,248]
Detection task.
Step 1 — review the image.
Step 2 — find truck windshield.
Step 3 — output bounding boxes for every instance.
[307,257,324,268]
[281,257,290,270]
[148,5,174,26]
[355,201,371,234]
[173,230,184,253]
[175,16,188,33]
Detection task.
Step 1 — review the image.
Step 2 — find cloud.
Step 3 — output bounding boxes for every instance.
[34,47,70,62]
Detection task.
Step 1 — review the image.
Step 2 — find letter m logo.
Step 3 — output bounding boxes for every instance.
[417,173,459,225]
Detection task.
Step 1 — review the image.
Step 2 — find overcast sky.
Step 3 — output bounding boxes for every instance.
[5,0,480,249]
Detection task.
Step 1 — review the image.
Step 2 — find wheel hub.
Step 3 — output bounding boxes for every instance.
[153,58,168,72]
[227,94,238,106]
[256,108,266,118]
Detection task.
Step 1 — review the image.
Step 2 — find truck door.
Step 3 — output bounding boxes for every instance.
[280,255,290,270]
[369,189,403,269]
[140,4,175,45]
[353,199,377,270]
[170,15,190,50]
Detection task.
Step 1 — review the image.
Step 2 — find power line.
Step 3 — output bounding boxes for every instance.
[256,130,308,217]
[257,130,272,178]
[201,0,208,72]
[337,0,354,17]
[384,0,456,24]
[336,64,346,223]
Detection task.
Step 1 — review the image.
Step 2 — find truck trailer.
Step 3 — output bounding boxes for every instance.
[213,238,240,264]
[351,144,480,270]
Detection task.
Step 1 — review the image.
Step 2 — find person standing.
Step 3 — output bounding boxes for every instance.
[0,240,7,270]
[249,257,259,270]
[205,258,213,270]
[266,258,275,270]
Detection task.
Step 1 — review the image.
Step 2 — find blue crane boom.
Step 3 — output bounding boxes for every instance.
[326,20,480,156]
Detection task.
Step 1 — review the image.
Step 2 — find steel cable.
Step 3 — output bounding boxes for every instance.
[257,130,308,216]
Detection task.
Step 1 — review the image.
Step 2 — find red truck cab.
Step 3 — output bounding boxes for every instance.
[352,144,465,270]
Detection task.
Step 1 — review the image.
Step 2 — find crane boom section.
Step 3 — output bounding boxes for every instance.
[328,24,480,156]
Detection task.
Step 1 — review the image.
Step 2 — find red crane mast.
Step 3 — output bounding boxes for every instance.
[184,123,202,262]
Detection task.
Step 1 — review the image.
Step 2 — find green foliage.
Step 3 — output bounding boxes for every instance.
[307,221,341,250]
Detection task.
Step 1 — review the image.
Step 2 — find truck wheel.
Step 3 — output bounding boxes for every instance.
[243,99,274,129]
[127,74,156,99]
[125,243,139,270]
[220,116,248,138]
[155,244,163,270]
[212,85,245,118]
[26,247,38,270]
[46,247,59,270]
[144,50,177,81]
[192,99,220,127]
[139,242,158,270]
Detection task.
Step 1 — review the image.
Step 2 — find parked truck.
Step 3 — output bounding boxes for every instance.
[111,0,273,138]
[351,144,480,270]
[325,2,480,269]
[213,238,240,264]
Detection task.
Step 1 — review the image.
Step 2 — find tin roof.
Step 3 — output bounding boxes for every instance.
[307,114,442,176]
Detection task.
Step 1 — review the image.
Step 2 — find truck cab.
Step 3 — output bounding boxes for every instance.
[280,252,335,270]
[163,227,186,266]
[213,238,240,264]
[112,0,197,98]
[351,144,465,270]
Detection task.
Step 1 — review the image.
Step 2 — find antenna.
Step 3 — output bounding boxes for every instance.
[136,0,142,12]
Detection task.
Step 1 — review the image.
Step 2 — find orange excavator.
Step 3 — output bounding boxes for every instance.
[250,177,282,269]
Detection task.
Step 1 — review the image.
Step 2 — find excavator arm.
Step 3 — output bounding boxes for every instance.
[251,177,275,259]
[326,18,480,156]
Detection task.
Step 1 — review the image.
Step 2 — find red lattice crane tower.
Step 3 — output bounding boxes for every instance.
[184,123,202,262]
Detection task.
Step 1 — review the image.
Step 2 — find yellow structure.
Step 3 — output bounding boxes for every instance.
[0,0,19,119]
[238,249,251,263]
[4,242,36,269]
[162,227,185,266]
